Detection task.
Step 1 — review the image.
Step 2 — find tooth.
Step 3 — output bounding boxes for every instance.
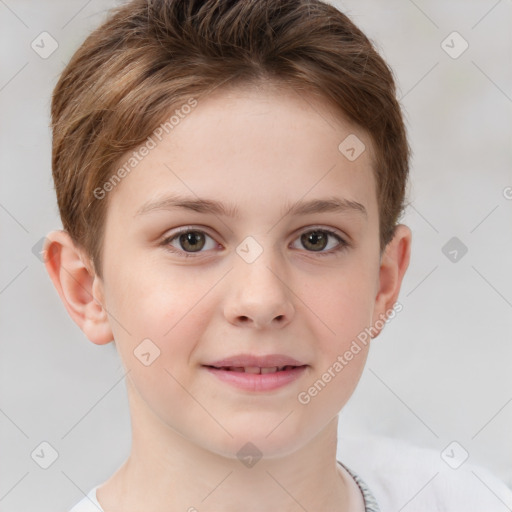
[261,367,278,374]
[229,366,245,372]
[244,366,261,374]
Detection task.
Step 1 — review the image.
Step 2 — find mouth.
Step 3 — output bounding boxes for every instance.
[202,355,308,392]
[204,353,306,369]
[204,364,304,374]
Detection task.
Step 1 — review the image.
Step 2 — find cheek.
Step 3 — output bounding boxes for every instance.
[294,266,376,409]
[296,347,369,425]
[105,265,192,380]
[103,261,219,365]
[295,274,373,415]
[299,265,376,342]
[102,263,218,424]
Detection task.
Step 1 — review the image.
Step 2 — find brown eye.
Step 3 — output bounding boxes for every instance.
[301,230,329,251]
[178,231,206,252]
[163,228,218,257]
[292,228,347,255]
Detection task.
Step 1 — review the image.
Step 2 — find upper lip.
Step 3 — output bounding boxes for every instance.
[204,354,306,368]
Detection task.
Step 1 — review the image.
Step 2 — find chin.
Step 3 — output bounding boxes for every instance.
[196,420,312,462]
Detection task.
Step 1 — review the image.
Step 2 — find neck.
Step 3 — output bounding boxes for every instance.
[98,379,351,512]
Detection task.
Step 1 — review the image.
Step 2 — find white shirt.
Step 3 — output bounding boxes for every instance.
[339,435,512,512]
[68,436,512,512]
[68,462,378,512]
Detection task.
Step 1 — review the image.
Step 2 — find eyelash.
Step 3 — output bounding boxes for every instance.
[160,226,349,259]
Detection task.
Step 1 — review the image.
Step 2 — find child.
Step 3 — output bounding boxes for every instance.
[43,0,512,511]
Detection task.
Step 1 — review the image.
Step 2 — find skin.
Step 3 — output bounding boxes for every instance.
[45,83,411,512]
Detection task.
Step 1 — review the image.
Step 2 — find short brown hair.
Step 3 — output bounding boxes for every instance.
[51,0,409,277]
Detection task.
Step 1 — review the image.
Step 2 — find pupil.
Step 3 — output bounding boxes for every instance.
[180,231,205,252]
[302,231,327,251]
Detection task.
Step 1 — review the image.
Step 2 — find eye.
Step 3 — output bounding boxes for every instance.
[291,228,347,254]
[161,226,348,258]
[163,229,218,255]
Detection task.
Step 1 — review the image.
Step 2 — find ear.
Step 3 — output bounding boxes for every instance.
[370,224,412,338]
[43,230,113,345]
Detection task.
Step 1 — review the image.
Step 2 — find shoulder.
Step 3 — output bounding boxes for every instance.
[68,486,104,512]
[339,435,512,512]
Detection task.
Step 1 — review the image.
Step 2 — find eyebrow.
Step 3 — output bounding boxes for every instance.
[135,194,367,219]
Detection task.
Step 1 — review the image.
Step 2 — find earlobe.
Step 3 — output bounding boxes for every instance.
[371,224,412,338]
[44,230,113,345]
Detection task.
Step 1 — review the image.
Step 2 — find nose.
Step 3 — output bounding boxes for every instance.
[223,255,295,329]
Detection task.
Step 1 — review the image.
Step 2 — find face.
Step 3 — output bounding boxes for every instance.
[97,84,384,458]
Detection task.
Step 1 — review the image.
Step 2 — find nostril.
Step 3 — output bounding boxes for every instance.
[275,315,284,321]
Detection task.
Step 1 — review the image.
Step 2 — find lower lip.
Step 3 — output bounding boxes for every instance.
[203,366,308,392]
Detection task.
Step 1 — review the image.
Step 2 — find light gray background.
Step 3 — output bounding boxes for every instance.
[1,0,511,510]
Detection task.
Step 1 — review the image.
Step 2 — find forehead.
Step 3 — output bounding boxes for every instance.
[106,84,378,223]
[166,83,374,164]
